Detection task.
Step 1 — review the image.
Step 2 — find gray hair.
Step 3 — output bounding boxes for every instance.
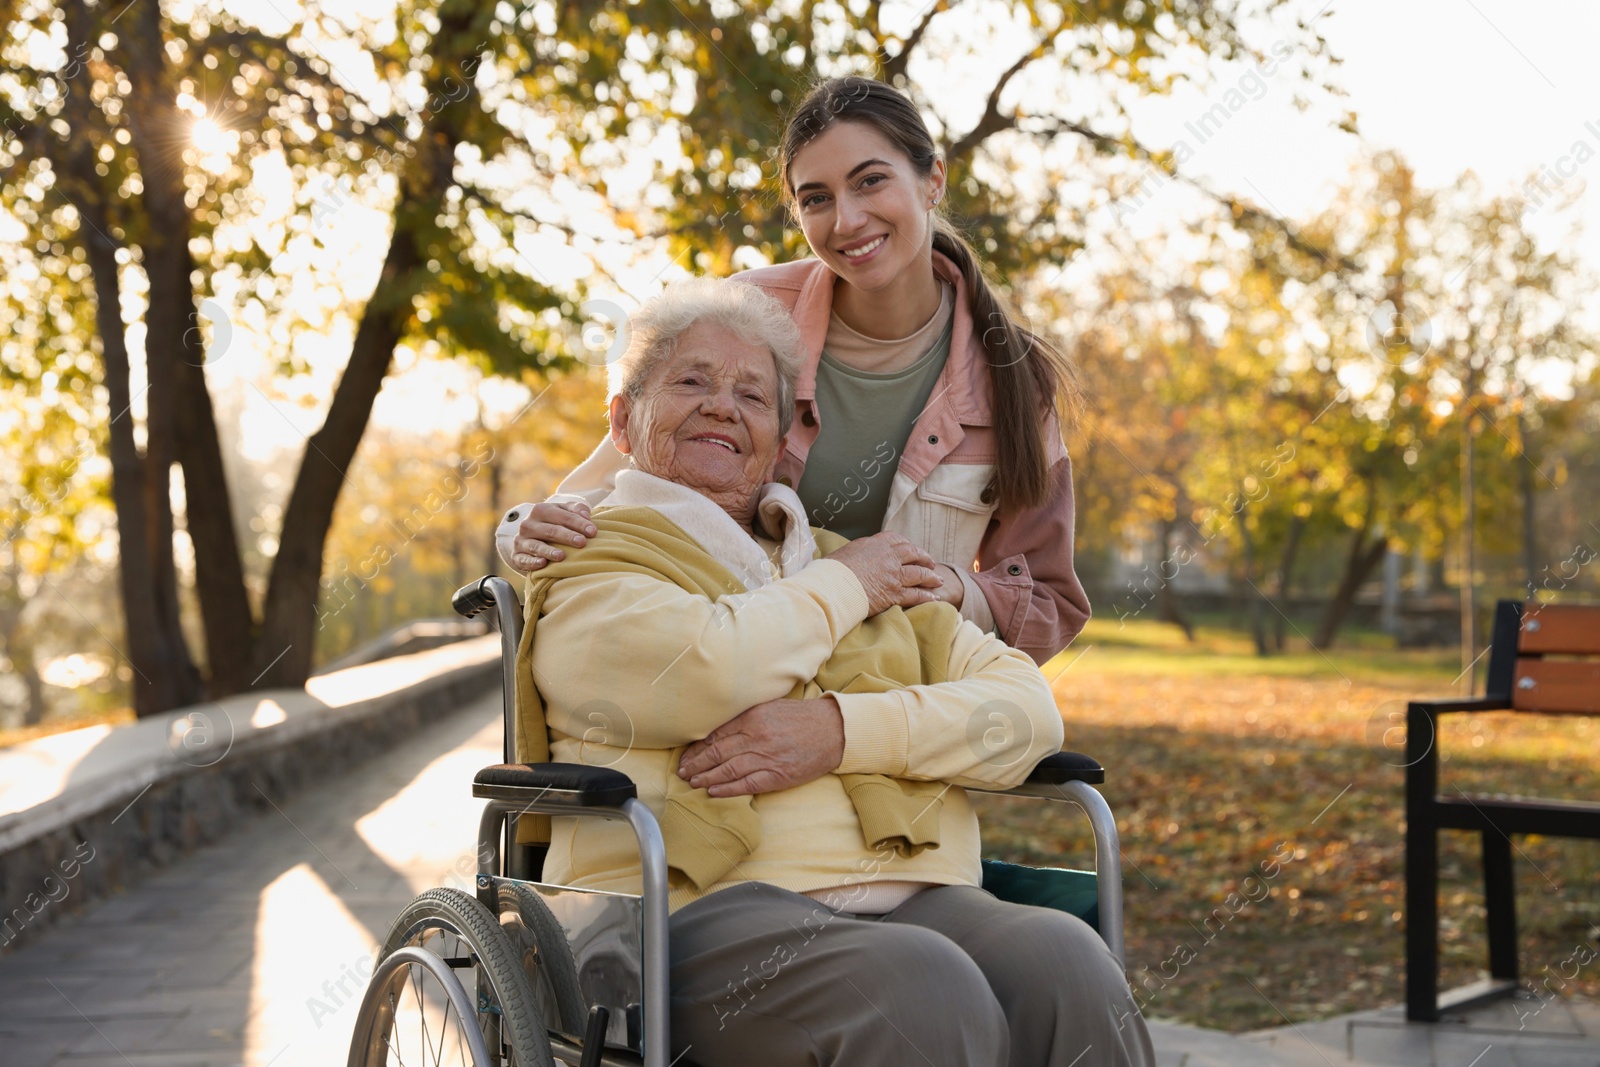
[609,277,804,436]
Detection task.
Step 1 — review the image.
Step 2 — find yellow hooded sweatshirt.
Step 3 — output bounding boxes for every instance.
[519,471,1063,913]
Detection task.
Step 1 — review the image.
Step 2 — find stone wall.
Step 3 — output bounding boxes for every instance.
[0,638,501,955]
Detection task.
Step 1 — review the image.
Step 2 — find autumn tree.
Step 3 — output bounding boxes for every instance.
[312,367,608,664]
[2,0,1342,714]
[1060,238,1350,654]
[0,227,112,724]
[1287,152,1596,654]
[2,0,578,710]
[1058,148,1596,655]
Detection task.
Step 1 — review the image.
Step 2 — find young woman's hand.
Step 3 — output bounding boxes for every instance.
[825,532,941,615]
[928,563,966,610]
[501,501,599,574]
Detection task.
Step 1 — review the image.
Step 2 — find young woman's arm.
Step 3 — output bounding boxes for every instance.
[551,434,630,506]
[971,450,1092,666]
[497,435,627,572]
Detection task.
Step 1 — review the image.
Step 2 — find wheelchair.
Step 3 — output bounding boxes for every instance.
[346,575,1126,1067]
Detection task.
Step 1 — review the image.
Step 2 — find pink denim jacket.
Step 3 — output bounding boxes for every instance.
[549,251,1091,664]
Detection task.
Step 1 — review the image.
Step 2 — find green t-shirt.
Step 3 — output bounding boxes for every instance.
[796,312,955,539]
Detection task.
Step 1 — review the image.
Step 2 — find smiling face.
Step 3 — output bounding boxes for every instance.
[787,120,945,292]
[609,320,786,529]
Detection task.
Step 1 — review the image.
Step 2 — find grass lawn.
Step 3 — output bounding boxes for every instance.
[975,617,1600,1032]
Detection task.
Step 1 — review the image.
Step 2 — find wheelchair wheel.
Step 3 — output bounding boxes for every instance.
[496,882,588,1038]
[351,887,554,1067]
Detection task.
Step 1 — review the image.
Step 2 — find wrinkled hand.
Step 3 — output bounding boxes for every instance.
[826,532,941,615]
[677,697,845,798]
[506,501,598,573]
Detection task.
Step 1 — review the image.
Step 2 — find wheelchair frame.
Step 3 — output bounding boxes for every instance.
[354,575,1126,1067]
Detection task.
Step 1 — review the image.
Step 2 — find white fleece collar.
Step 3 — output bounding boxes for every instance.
[603,469,817,590]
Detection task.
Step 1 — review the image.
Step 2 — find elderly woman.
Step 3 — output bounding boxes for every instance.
[516,277,1153,1067]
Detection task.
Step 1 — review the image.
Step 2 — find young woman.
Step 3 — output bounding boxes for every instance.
[501,75,1090,665]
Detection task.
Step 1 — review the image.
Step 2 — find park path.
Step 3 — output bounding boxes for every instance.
[0,691,503,1066]
[0,692,1595,1067]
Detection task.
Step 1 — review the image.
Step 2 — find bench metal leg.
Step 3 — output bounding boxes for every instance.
[1431,827,1547,1016]
[1483,831,1519,981]
[1405,702,1441,1022]
[1404,703,1523,1021]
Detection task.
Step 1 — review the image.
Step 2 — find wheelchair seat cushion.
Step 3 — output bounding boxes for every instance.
[980,859,1099,932]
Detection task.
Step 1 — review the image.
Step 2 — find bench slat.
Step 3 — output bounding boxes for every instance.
[1433,795,1600,838]
[1518,604,1600,655]
[1510,659,1600,713]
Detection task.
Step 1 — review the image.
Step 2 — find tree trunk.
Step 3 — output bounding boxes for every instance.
[1272,514,1306,652]
[1459,364,1481,693]
[117,15,196,708]
[0,555,46,727]
[1154,516,1194,641]
[20,662,47,727]
[119,0,256,699]
[1313,521,1390,651]
[451,468,469,583]
[483,445,505,579]
[0,617,48,728]
[58,0,201,714]
[1237,504,1270,657]
[255,0,480,688]
[4,624,47,728]
[175,352,257,695]
[83,199,201,714]
[255,223,425,686]
[1517,408,1538,593]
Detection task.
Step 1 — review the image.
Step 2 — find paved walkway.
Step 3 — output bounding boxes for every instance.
[1,696,1594,1066]
[1154,997,1600,1066]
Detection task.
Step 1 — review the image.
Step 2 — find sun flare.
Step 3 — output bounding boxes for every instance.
[190,115,238,175]
[191,116,223,149]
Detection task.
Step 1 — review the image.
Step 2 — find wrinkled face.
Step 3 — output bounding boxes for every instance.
[787,120,944,289]
[610,320,785,519]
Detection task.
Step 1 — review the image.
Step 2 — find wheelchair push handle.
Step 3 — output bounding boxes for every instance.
[452,575,525,765]
[452,576,498,619]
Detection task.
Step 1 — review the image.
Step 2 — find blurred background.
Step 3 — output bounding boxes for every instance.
[2,0,1597,1041]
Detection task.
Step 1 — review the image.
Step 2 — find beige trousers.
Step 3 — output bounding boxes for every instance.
[668,881,1156,1067]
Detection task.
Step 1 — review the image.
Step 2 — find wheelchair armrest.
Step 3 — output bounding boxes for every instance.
[964,752,1104,798]
[473,763,638,808]
[1026,751,1105,785]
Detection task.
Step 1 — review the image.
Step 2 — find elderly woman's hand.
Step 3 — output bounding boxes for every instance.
[678,696,845,797]
[827,532,942,615]
[507,501,599,573]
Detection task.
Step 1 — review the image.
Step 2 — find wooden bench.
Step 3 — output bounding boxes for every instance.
[1404,599,1600,1021]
